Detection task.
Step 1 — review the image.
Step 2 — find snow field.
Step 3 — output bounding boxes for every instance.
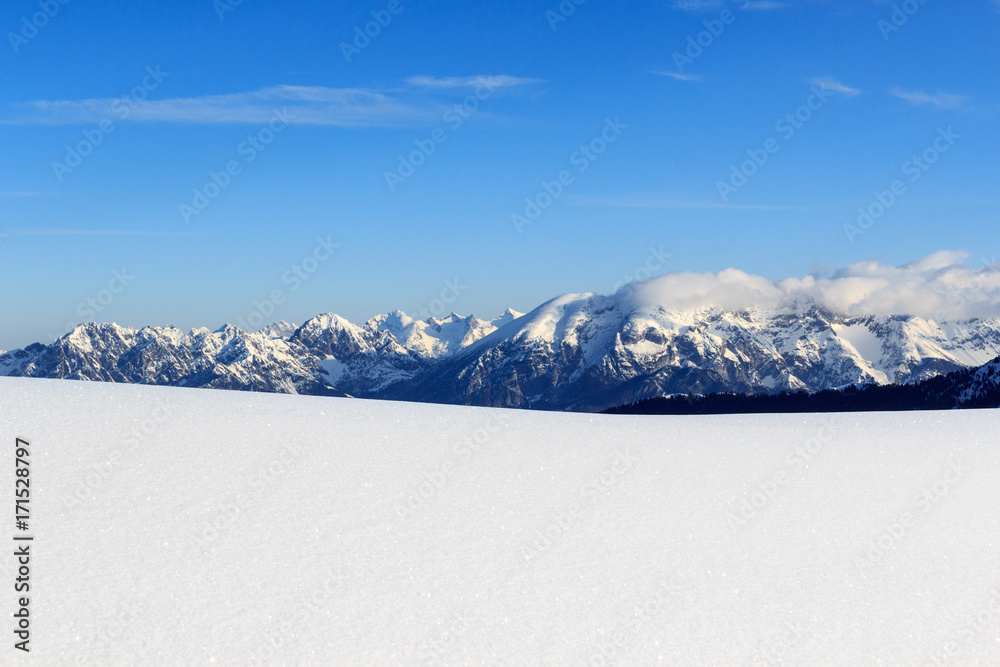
[0,377,998,665]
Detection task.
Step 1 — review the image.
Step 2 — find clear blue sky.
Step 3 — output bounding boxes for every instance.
[1,0,998,349]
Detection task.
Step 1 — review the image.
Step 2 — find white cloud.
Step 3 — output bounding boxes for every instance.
[670,0,721,9]
[742,1,789,8]
[3,85,428,126]
[672,0,787,10]
[6,229,203,237]
[1,75,541,126]
[889,88,969,109]
[404,75,544,89]
[619,250,1000,320]
[653,70,702,82]
[810,77,861,97]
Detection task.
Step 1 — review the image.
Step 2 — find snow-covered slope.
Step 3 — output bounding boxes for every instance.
[2,296,999,411]
[1,377,998,664]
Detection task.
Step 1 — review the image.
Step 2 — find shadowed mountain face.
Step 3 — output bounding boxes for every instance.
[3,293,1000,412]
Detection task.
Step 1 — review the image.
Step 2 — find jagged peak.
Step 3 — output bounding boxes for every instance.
[69,321,125,332]
[423,312,468,326]
[260,321,298,339]
[372,310,414,332]
[63,322,132,341]
[490,308,524,328]
[300,313,358,331]
[212,323,245,335]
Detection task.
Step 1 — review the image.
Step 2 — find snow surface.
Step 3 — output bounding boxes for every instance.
[2,377,999,665]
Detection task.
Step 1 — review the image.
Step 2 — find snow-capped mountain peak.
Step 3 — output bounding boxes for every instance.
[260,320,298,339]
[4,298,1000,411]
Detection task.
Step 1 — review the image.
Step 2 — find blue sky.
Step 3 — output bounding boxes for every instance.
[1,0,998,349]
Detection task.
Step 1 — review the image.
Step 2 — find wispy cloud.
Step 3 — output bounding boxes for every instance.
[4,85,431,127]
[6,229,204,237]
[1,76,541,126]
[810,76,861,97]
[889,87,969,109]
[653,70,702,82]
[671,0,724,10]
[404,75,545,90]
[671,0,787,10]
[569,194,813,211]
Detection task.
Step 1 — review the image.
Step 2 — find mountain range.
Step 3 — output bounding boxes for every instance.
[4,290,1000,412]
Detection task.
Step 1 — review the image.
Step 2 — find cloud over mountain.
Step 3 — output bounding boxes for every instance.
[621,251,1000,320]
